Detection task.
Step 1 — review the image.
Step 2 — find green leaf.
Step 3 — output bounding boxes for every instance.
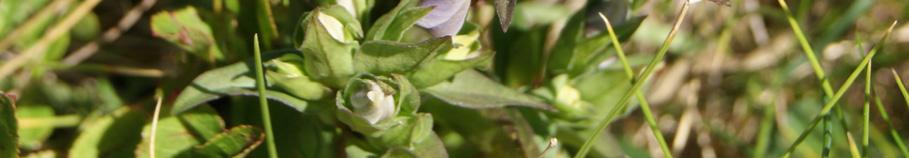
[172,54,310,114]
[510,2,571,30]
[178,105,225,141]
[15,105,53,150]
[424,70,551,110]
[150,7,224,61]
[69,107,146,158]
[136,114,203,158]
[366,0,433,41]
[0,93,17,158]
[406,49,492,88]
[494,0,516,32]
[354,37,452,75]
[192,125,265,157]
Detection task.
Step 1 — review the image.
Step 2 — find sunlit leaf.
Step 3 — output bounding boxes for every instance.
[69,107,146,158]
[424,70,551,110]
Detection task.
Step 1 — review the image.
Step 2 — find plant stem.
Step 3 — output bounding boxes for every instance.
[597,12,672,158]
[862,54,872,158]
[574,1,689,157]
[149,90,164,158]
[253,34,278,158]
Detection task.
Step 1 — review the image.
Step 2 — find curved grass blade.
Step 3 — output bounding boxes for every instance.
[597,12,672,158]
[574,1,690,157]
[253,34,278,158]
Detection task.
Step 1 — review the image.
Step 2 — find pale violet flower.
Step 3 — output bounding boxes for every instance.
[416,0,470,37]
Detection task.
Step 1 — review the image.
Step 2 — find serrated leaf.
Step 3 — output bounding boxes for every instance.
[424,70,551,110]
[192,125,264,157]
[172,53,309,114]
[69,107,146,158]
[494,0,516,32]
[0,94,17,158]
[354,37,452,75]
[150,7,224,61]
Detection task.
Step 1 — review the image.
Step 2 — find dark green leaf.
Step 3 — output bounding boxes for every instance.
[366,0,430,41]
[0,94,17,158]
[355,37,452,75]
[424,70,551,110]
[172,54,310,114]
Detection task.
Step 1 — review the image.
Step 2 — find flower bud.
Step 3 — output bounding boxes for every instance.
[296,6,363,87]
[533,74,591,119]
[265,55,330,101]
[416,0,471,37]
[336,74,420,134]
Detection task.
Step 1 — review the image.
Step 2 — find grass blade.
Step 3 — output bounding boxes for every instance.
[862,55,872,158]
[775,0,866,156]
[781,21,898,158]
[874,94,909,156]
[598,12,672,158]
[893,69,909,111]
[574,1,690,157]
[253,34,278,158]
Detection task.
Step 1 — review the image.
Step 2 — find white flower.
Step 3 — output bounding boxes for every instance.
[351,80,397,124]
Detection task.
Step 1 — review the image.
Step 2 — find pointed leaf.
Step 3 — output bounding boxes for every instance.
[354,37,452,75]
[494,0,516,32]
[424,70,551,110]
[173,54,310,114]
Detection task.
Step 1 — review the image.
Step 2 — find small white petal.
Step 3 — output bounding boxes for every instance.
[317,12,348,42]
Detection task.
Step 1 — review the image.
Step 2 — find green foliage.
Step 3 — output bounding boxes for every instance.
[0,93,18,158]
[6,0,909,157]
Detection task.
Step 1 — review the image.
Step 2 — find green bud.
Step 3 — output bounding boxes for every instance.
[265,54,330,101]
[533,74,591,119]
[335,74,420,134]
[297,6,363,87]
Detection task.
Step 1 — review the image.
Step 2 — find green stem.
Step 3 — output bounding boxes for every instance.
[597,12,672,158]
[253,34,279,158]
[574,2,690,157]
[862,56,872,158]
